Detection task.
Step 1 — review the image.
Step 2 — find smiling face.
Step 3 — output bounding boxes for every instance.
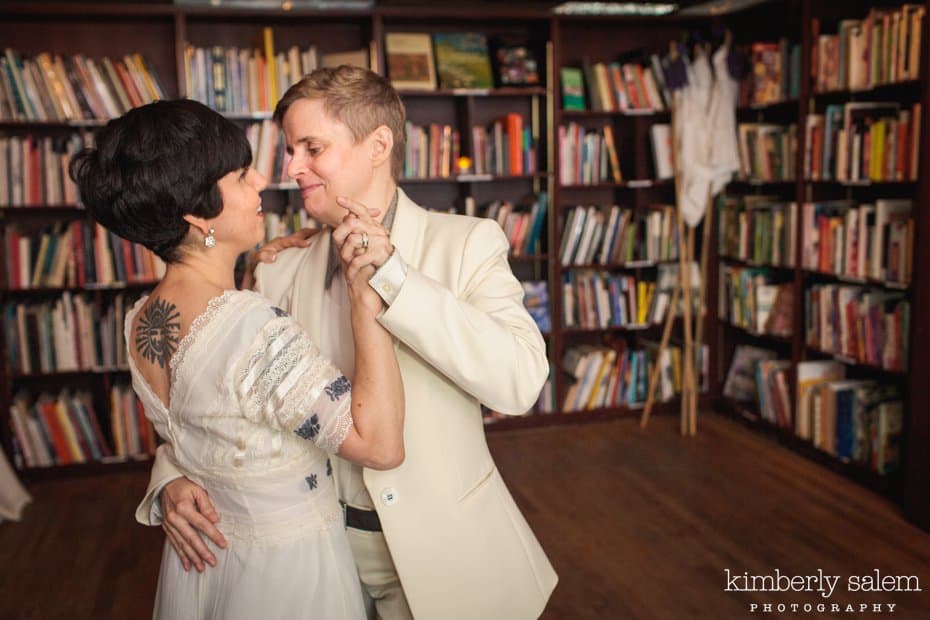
[213,166,268,253]
[282,98,376,228]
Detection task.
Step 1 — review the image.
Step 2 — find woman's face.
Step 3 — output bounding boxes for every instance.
[214,166,268,252]
[282,97,375,227]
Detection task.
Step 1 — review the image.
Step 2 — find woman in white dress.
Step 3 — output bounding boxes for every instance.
[69,99,405,619]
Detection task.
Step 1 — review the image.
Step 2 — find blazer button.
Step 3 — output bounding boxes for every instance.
[380,487,398,506]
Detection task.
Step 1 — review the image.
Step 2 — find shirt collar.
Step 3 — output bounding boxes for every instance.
[325,188,399,290]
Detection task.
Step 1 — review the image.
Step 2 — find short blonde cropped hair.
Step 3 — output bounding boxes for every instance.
[274,65,407,179]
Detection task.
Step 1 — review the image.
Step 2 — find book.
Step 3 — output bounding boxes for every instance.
[385,33,436,91]
[650,124,673,179]
[723,344,777,403]
[491,43,539,86]
[432,33,493,90]
[560,67,585,111]
[320,48,369,70]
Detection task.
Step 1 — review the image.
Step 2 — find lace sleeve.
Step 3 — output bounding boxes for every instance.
[234,313,353,454]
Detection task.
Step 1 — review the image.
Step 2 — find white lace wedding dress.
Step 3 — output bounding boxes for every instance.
[125,290,365,620]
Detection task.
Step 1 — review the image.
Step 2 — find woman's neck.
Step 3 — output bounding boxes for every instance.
[164,251,237,291]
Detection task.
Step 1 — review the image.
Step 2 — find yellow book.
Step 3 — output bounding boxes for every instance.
[131,53,161,102]
[870,119,883,180]
[671,347,682,391]
[110,387,125,457]
[263,27,278,106]
[36,52,72,120]
[30,233,51,287]
[636,280,648,324]
[55,395,85,463]
[602,125,623,182]
[586,349,617,409]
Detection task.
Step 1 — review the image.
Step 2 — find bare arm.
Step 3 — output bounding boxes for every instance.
[335,264,405,469]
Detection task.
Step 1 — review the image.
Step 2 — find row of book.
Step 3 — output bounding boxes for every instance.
[3,292,141,375]
[804,102,921,183]
[470,113,535,177]
[736,123,797,182]
[796,361,902,473]
[562,264,699,330]
[5,221,165,290]
[717,197,797,267]
[482,192,548,257]
[559,204,679,267]
[564,271,660,330]
[262,206,318,242]
[245,119,287,185]
[561,58,668,114]
[723,346,903,474]
[562,342,708,412]
[741,39,801,107]
[189,41,300,115]
[717,264,793,337]
[403,122,460,180]
[557,123,623,185]
[0,133,87,207]
[1,48,168,123]
[812,4,924,93]
[801,199,913,285]
[805,284,909,371]
[8,386,156,469]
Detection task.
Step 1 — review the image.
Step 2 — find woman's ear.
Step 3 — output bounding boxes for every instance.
[182,214,210,238]
[369,125,394,169]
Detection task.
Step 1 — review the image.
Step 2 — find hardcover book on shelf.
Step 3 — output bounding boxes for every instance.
[320,48,369,70]
[491,43,540,87]
[384,33,436,91]
[560,67,586,111]
[432,33,494,90]
[723,344,777,403]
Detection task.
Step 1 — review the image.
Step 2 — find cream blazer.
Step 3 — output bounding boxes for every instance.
[138,190,557,618]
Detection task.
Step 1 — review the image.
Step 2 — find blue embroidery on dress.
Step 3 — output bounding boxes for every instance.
[270,306,288,317]
[305,474,318,490]
[295,414,320,440]
[324,376,351,401]
[326,459,332,476]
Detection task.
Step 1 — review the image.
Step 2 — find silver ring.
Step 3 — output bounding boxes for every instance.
[360,232,369,251]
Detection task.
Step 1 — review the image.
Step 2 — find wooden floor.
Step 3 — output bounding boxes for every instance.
[1,413,929,619]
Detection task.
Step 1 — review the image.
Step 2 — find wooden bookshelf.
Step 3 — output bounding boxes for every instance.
[713,0,930,528]
[0,0,928,535]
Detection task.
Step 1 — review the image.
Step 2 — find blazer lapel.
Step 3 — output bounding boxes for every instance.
[390,188,427,268]
[293,230,330,346]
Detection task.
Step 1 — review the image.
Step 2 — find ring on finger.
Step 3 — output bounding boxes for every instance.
[360,231,370,251]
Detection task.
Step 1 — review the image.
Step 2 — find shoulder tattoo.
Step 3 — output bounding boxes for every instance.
[135,297,181,368]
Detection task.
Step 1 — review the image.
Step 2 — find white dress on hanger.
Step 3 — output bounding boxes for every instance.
[125,290,365,620]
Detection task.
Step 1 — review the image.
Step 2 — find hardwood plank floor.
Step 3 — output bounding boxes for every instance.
[1,413,928,619]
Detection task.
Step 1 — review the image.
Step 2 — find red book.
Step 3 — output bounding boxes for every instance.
[38,399,72,465]
[896,112,909,181]
[506,113,524,176]
[113,59,144,108]
[71,221,86,287]
[120,239,135,282]
[7,230,21,289]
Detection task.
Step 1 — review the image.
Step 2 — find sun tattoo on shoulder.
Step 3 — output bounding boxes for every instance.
[135,297,181,368]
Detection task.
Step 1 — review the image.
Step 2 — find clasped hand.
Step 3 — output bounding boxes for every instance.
[332,195,393,283]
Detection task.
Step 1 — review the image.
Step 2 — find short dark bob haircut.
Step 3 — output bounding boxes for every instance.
[69,99,252,263]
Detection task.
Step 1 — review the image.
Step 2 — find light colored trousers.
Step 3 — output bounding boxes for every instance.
[346,527,413,620]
